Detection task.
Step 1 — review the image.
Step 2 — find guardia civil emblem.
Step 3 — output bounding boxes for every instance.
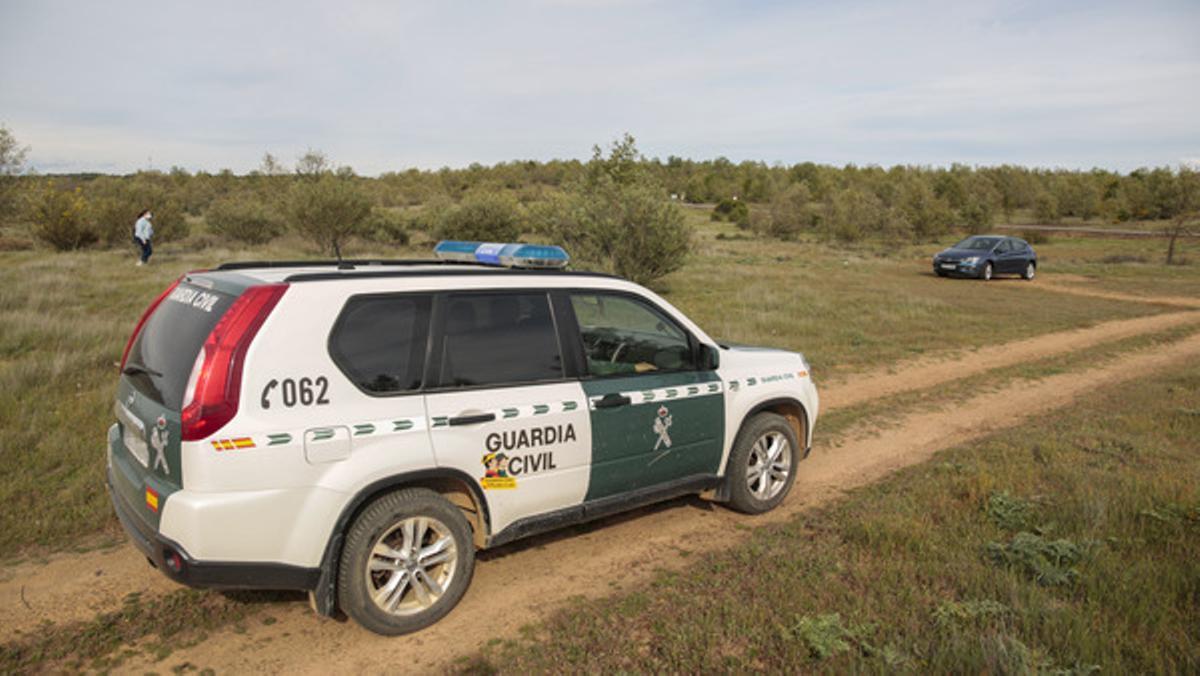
[150,416,170,474]
[653,405,673,450]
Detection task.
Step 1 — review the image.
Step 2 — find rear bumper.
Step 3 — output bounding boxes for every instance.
[107,468,320,591]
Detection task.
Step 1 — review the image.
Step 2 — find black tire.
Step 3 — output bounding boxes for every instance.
[338,488,475,636]
[725,412,801,514]
[981,262,994,281]
[1023,261,1036,280]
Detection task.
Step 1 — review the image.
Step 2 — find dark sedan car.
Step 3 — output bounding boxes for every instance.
[932,235,1037,281]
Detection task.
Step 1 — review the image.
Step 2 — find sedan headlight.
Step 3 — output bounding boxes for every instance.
[962,256,980,264]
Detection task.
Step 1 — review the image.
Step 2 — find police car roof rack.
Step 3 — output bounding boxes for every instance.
[215,258,479,272]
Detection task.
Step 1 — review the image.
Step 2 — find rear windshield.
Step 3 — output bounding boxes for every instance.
[124,282,237,409]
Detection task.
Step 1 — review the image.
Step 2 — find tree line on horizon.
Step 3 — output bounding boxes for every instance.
[1,125,1197,280]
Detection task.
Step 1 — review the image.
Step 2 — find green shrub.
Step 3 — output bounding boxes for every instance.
[27,183,97,251]
[534,135,690,286]
[1021,229,1051,244]
[433,191,523,242]
[1034,191,1059,224]
[86,175,188,245]
[364,207,411,245]
[204,194,283,244]
[959,196,995,234]
[711,197,749,224]
[287,174,372,256]
[759,183,814,239]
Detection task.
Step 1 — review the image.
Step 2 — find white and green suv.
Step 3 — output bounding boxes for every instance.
[107,242,819,635]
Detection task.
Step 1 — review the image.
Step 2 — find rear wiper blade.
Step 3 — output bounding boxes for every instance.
[122,363,164,378]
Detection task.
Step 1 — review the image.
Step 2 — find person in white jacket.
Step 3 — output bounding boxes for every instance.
[133,209,154,266]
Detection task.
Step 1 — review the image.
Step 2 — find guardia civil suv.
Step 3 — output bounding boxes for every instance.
[107,241,820,635]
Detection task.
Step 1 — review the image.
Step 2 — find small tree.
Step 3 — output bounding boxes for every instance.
[433,191,524,242]
[1165,167,1198,265]
[1033,191,1059,224]
[288,174,371,257]
[0,124,29,222]
[206,193,283,245]
[27,183,96,251]
[86,174,188,245]
[295,149,331,180]
[535,135,690,286]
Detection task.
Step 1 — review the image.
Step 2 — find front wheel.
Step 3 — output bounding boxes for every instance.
[337,488,475,636]
[725,412,800,514]
[981,262,994,281]
[1023,262,1036,280]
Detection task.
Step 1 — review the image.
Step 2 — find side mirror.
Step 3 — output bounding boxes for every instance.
[699,343,720,370]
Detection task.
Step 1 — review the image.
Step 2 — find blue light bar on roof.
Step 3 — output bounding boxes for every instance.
[433,241,570,269]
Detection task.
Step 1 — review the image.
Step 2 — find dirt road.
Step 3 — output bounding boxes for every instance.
[3,306,1198,672]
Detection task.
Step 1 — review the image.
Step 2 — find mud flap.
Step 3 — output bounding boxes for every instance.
[310,531,343,617]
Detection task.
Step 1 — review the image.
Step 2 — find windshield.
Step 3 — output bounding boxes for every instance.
[124,282,237,409]
[953,236,1000,251]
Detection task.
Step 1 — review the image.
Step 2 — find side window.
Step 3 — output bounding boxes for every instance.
[1015,240,1030,252]
[439,292,563,387]
[997,239,1012,253]
[329,295,431,394]
[570,293,694,377]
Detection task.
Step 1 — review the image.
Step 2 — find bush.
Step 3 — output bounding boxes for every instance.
[757,183,813,239]
[1034,191,1059,224]
[288,174,372,256]
[959,196,995,234]
[433,191,523,242]
[533,135,690,286]
[27,184,97,251]
[86,175,188,245]
[824,187,892,243]
[711,197,749,225]
[204,194,283,244]
[364,207,411,245]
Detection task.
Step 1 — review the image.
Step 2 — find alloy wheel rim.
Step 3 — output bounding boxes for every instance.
[1027,263,1035,279]
[746,431,791,500]
[366,516,458,616]
[984,264,992,280]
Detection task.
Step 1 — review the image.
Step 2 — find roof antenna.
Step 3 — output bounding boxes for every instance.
[334,240,353,270]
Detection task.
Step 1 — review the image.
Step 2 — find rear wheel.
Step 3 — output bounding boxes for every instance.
[725,412,800,514]
[338,488,474,636]
[981,262,994,281]
[1023,262,1036,280]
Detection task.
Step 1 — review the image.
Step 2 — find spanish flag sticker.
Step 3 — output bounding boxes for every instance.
[145,486,160,512]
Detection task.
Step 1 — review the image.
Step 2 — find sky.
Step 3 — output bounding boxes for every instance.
[1,0,1198,175]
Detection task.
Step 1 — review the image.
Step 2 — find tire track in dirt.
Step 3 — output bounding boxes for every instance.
[1026,276,1200,309]
[1,310,1195,646]
[108,331,1200,674]
[820,309,1200,410]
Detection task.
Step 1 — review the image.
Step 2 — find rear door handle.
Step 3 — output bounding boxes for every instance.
[594,393,632,409]
[448,412,496,426]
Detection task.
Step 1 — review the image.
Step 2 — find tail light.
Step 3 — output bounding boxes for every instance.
[120,277,182,371]
[180,284,288,441]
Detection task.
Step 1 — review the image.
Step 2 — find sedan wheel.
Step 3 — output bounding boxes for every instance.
[1023,262,1036,280]
[981,262,993,281]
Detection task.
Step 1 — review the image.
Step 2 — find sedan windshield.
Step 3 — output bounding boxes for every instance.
[953,236,1000,251]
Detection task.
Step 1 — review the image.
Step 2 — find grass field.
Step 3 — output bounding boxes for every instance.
[460,359,1200,674]
[0,213,1192,559]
